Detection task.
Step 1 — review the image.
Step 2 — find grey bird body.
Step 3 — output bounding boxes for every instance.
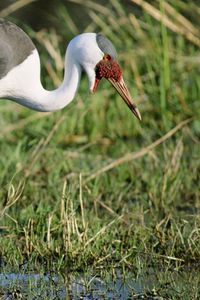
[0,19,35,79]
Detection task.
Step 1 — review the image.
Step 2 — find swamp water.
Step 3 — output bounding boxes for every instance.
[0,265,199,299]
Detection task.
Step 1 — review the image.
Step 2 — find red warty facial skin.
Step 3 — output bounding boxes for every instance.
[93,56,141,120]
[95,59,122,82]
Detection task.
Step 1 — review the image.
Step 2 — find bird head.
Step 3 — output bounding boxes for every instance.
[68,33,141,120]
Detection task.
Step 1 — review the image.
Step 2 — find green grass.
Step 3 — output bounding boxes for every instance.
[0,0,200,282]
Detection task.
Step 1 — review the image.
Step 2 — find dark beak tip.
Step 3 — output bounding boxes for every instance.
[133,107,142,121]
[108,77,142,121]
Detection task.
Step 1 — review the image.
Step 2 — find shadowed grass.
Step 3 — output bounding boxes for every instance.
[0,0,200,280]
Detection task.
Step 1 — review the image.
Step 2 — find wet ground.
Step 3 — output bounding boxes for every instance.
[0,265,200,299]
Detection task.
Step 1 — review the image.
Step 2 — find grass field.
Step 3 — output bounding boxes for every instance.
[0,0,200,291]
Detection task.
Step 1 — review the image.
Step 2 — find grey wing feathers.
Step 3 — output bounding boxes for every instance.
[0,19,35,79]
[0,39,12,78]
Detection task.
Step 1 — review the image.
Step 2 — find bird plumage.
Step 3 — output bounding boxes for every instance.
[0,19,35,79]
[0,19,141,120]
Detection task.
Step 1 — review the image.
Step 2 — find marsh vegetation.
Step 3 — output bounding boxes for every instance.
[0,0,200,298]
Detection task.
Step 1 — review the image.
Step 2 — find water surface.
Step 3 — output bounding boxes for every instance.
[0,266,199,299]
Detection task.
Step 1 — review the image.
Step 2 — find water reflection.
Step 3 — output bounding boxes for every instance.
[0,267,199,299]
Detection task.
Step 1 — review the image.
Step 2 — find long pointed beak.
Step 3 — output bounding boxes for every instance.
[108,77,141,121]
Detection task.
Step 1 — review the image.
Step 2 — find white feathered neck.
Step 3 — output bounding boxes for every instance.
[0,33,104,111]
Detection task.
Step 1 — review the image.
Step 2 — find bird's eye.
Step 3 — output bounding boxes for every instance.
[103,54,111,61]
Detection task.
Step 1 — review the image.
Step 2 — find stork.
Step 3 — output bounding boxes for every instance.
[0,19,141,120]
